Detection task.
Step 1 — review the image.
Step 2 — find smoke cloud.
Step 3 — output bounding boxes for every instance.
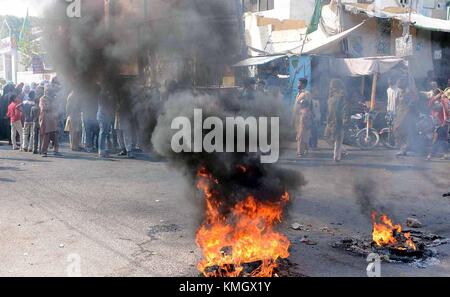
[42,0,305,213]
[152,90,305,209]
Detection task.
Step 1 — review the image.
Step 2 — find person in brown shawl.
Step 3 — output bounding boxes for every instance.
[65,90,82,151]
[39,87,61,157]
[293,78,313,157]
[324,79,350,162]
[393,77,416,156]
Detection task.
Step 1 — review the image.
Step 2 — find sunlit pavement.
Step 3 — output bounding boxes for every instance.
[1,141,449,276]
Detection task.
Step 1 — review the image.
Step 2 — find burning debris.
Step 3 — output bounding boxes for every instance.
[333,212,449,264]
[371,212,417,252]
[41,0,305,278]
[196,166,291,277]
[152,92,305,277]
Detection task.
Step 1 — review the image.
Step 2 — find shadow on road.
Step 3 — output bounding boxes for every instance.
[0,157,51,163]
[0,166,23,171]
[281,158,429,172]
[0,177,16,183]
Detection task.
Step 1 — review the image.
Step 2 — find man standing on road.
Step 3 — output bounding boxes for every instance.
[293,78,313,157]
[325,79,350,162]
[65,90,82,151]
[6,94,23,151]
[443,78,450,99]
[394,78,416,157]
[97,87,115,158]
[30,96,41,154]
[427,90,449,160]
[40,88,61,157]
[18,91,36,152]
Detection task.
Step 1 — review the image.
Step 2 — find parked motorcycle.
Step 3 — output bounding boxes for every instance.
[344,102,380,150]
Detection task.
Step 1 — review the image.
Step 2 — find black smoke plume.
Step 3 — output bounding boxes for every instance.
[42,0,242,147]
[42,0,305,212]
[152,90,306,211]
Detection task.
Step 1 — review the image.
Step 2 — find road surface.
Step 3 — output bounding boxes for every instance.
[1,141,449,277]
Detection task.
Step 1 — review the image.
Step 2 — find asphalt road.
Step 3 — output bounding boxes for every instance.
[1,141,449,277]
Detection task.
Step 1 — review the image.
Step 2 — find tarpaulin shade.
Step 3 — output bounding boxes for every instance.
[233,22,365,67]
[344,4,450,33]
[290,21,365,55]
[233,55,286,67]
[330,56,407,77]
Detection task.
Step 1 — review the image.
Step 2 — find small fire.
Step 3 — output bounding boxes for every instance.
[196,166,290,277]
[371,212,416,251]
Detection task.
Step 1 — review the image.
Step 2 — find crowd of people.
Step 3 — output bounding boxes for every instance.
[1,74,449,162]
[292,76,450,162]
[0,78,160,158]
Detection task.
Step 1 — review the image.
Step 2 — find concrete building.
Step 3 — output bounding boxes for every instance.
[0,21,54,84]
[0,36,18,83]
[104,0,244,87]
[238,0,450,109]
[341,0,450,85]
[242,0,316,21]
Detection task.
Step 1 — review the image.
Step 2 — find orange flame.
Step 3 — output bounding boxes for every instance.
[371,212,416,251]
[196,167,290,277]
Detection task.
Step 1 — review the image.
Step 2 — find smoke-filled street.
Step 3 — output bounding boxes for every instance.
[1,142,448,277]
[2,0,450,289]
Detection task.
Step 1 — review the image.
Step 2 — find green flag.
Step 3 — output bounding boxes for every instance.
[306,0,323,34]
[18,9,31,51]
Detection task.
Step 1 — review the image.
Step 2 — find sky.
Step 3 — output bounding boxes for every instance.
[0,0,55,17]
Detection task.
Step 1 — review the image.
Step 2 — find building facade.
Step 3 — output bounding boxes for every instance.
[104,0,244,87]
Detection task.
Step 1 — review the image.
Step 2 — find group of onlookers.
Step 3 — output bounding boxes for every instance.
[293,78,349,162]
[1,79,62,156]
[2,74,449,162]
[0,79,157,158]
[293,76,450,162]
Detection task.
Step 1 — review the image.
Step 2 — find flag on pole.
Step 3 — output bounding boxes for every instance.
[306,0,323,34]
[18,8,31,51]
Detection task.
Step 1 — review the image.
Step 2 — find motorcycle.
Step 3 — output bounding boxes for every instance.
[344,102,380,150]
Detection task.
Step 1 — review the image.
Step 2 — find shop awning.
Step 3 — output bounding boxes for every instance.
[233,54,286,67]
[233,21,365,67]
[330,56,407,76]
[289,21,365,55]
[344,4,450,33]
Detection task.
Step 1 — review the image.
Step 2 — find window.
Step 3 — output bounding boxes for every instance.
[242,0,274,12]
[259,0,274,11]
[243,0,259,12]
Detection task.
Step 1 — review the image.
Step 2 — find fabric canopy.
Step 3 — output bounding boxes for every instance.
[233,22,365,67]
[344,4,450,33]
[330,56,407,76]
[233,55,286,67]
[290,21,365,55]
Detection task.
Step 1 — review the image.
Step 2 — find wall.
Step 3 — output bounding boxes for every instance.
[259,0,292,20]
[343,9,434,81]
[256,0,316,22]
[17,71,55,84]
[290,0,316,23]
[244,0,316,53]
[390,22,434,81]
[344,14,381,57]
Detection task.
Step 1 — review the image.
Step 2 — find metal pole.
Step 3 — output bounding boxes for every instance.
[370,73,378,111]
[367,72,378,135]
